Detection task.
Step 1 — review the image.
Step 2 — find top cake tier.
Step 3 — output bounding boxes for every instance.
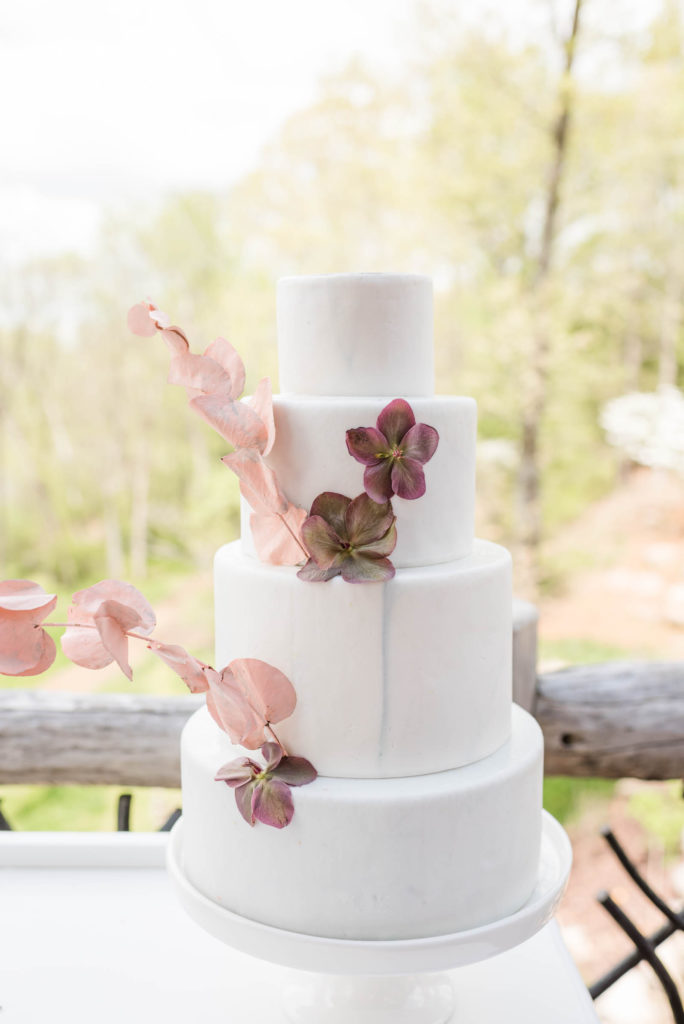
[277,273,434,396]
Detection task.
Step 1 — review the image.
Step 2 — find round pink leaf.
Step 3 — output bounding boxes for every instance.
[191,394,268,451]
[250,504,308,566]
[160,327,189,356]
[221,450,288,516]
[0,581,58,677]
[127,302,158,337]
[206,658,296,749]
[247,378,276,456]
[167,351,234,398]
[204,337,246,401]
[147,641,216,693]
[61,580,155,673]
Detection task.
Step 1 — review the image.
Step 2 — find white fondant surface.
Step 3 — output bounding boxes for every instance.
[240,395,477,568]
[180,704,543,941]
[277,274,434,396]
[214,539,512,779]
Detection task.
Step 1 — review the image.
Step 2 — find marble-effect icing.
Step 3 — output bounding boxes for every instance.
[179,272,545,943]
[181,705,544,940]
[214,539,513,779]
[239,395,477,569]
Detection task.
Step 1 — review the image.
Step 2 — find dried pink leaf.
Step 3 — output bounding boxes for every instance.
[221,449,288,515]
[247,378,276,456]
[167,351,235,398]
[190,394,268,451]
[204,337,246,400]
[147,641,218,693]
[61,580,155,677]
[250,504,307,565]
[127,302,158,338]
[206,658,296,749]
[0,580,57,676]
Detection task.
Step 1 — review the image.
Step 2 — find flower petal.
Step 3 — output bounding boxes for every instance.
[391,458,426,500]
[402,422,439,464]
[272,756,318,787]
[247,378,276,456]
[215,757,260,786]
[222,450,288,516]
[362,460,394,502]
[359,520,397,558]
[377,398,415,447]
[234,779,258,825]
[147,641,216,693]
[203,337,246,400]
[345,427,390,466]
[308,493,351,539]
[296,560,342,583]
[261,742,283,772]
[190,394,268,451]
[250,504,307,566]
[345,493,394,547]
[301,515,344,568]
[340,555,396,583]
[252,778,294,829]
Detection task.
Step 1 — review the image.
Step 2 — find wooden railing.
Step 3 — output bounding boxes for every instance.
[1,602,682,786]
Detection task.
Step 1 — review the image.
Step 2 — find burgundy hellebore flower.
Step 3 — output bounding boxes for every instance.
[346,398,439,503]
[215,742,317,829]
[297,491,397,584]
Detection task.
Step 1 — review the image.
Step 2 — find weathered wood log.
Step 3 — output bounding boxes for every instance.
[537,661,684,779]
[2,660,683,787]
[512,598,538,713]
[0,690,202,787]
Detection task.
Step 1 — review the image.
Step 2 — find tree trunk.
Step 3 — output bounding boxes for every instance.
[516,0,583,599]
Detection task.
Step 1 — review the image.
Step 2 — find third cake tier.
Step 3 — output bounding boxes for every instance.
[215,538,512,778]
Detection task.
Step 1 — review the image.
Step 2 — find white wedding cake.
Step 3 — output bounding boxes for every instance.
[179,273,544,941]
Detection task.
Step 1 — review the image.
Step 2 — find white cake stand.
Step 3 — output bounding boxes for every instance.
[167,810,571,1024]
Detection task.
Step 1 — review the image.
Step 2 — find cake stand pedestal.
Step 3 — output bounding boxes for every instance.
[167,810,572,1024]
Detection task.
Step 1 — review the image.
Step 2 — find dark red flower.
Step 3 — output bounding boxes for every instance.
[346,398,439,502]
[215,742,317,829]
[297,492,397,584]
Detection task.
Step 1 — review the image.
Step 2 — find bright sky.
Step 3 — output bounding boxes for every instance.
[1,0,658,266]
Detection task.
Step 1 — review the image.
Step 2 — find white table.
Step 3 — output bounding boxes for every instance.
[0,833,600,1023]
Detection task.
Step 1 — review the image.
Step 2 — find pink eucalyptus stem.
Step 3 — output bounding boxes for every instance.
[277,513,308,560]
[39,622,152,642]
[266,723,289,756]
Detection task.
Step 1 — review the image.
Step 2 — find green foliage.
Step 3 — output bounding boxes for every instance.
[1,786,181,832]
[628,782,684,857]
[543,776,615,825]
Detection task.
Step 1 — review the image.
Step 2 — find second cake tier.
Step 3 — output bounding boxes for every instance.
[215,539,512,778]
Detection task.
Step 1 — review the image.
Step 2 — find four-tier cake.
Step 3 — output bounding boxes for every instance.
[179,273,544,941]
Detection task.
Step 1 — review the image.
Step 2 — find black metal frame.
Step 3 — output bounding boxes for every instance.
[589,827,684,1022]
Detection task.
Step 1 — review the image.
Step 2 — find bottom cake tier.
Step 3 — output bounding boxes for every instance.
[180,704,544,941]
